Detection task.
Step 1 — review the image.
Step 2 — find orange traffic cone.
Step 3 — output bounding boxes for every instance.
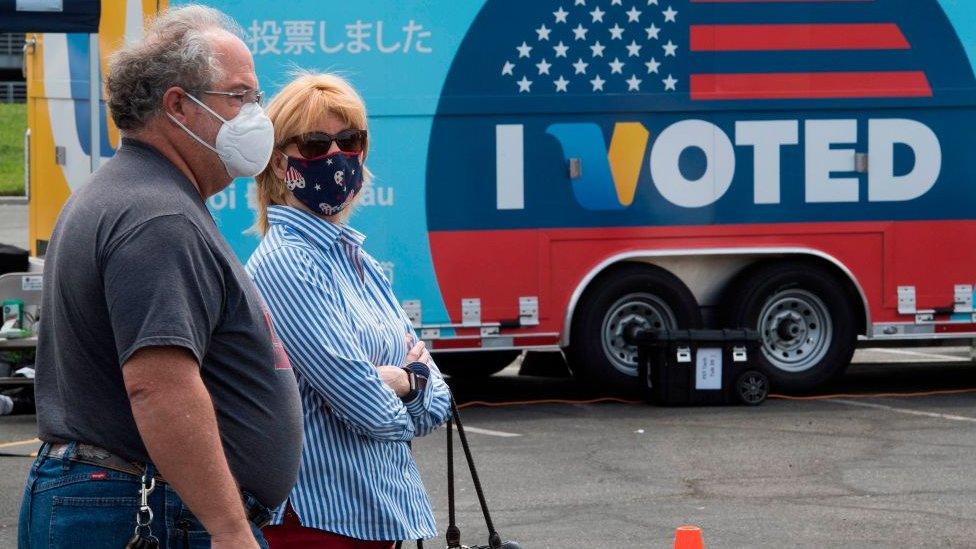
[673,525,704,549]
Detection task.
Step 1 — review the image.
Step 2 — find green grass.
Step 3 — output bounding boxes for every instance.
[0,103,26,196]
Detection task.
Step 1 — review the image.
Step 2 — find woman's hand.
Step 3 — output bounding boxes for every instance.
[377,365,411,398]
[404,337,431,366]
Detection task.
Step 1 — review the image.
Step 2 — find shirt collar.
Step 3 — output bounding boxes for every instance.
[267,205,366,252]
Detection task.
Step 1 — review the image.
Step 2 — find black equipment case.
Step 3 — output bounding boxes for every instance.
[0,245,29,277]
[627,328,769,406]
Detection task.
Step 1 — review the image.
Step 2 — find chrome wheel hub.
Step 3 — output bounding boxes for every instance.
[601,293,677,376]
[758,290,832,373]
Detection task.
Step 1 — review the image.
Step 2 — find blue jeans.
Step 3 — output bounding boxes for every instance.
[18,443,270,549]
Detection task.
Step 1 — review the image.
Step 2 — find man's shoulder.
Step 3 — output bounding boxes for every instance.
[70,152,210,238]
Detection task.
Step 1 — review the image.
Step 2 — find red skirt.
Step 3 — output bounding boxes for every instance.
[263,504,396,549]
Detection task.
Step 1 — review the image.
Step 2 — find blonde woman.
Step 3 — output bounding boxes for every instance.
[245,73,452,548]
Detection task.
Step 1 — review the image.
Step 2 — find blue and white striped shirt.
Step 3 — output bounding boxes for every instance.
[245,205,452,541]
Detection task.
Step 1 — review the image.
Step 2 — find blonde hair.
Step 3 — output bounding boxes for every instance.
[252,71,370,235]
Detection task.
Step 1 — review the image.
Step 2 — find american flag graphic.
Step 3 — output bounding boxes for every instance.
[500,0,931,100]
[284,166,306,191]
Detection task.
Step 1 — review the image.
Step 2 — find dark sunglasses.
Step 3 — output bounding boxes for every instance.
[279,129,368,158]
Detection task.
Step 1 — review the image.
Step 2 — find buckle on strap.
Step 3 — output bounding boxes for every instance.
[242,492,272,528]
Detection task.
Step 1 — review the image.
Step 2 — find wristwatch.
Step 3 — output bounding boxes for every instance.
[402,361,430,401]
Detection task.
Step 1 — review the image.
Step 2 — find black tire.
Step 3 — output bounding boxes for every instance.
[567,263,702,394]
[736,370,769,406]
[724,261,858,393]
[435,350,521,378]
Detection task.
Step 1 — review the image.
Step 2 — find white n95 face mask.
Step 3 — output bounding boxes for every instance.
[167,92,275,179]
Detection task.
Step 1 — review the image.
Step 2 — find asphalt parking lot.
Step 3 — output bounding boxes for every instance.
[2,347,976,548]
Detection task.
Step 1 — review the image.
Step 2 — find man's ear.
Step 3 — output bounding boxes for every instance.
[162,87,188,124]
[271,151,288,180]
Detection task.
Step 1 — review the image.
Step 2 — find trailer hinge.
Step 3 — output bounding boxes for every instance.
[519,296,539,326]
[953,285,973,314]
[897,286,917,315]
[403,300,422,326]
[568,158,582,179]
[461,298,481,327]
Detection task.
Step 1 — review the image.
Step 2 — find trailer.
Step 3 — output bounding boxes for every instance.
[17,0,976,392]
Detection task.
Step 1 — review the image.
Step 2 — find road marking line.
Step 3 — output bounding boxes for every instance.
[869,348,968,362]
[832,399,976,423]
[460,426,522,438]
[0,437,40,449]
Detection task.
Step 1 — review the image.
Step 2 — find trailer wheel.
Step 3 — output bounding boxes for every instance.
[568,264,702,394]
[434,350,521,378]
[725,261,857,392]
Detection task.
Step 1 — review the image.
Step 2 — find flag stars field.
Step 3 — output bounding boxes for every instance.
[504,0,683,94]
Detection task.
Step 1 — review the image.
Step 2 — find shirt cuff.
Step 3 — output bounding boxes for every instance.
[402,362,434,414]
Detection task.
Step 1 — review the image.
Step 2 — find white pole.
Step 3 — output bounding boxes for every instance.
[89,33,100,174]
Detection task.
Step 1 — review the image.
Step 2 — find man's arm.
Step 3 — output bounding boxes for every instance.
[123,346,256,549]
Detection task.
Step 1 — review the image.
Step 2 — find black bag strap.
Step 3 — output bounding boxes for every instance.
[446,416,461,548]
[446,398,503,549]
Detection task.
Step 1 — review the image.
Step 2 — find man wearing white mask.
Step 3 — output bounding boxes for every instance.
[18,6,302,549]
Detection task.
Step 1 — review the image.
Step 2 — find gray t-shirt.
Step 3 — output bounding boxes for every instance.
[35,138,303,508]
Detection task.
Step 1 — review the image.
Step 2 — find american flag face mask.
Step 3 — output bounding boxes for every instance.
[283,151,364,217]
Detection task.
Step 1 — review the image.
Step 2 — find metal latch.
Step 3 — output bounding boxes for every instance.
[402,300,422,326]
[732,346,747,362]
[954,285,973,314]
[854,152,869,174]
[897,286,917,315]
[54,146,66,166]
[519,296,539,326]
[461,298,481,326]
[568,158,582,179]
[676,346,691,363]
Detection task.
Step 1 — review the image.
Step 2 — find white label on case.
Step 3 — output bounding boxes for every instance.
[695,348,723,390]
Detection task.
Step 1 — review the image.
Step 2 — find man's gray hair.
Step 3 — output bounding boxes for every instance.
[106,4,243,131]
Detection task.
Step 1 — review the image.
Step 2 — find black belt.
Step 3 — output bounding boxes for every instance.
[44,442,272,528]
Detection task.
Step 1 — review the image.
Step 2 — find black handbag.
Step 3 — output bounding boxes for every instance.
[398,399,522,549]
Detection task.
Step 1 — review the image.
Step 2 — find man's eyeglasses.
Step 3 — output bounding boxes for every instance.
[200,89,265,106]
[278,129,368,158]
